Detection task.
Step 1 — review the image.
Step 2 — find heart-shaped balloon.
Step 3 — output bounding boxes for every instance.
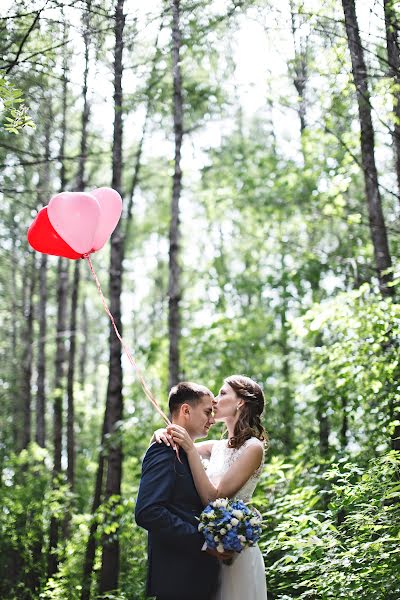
[27,207,82,259]
[90,187,123,251]
[48,191,101,254]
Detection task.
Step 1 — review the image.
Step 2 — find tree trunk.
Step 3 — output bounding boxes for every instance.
[10,213,19,450]
[383,0,400,203]
[392,420,400,451]
[35,253,47,448]
[318,402,330,458]
[279,252,293,454]
[391,364,400,452]
[341,0,393,296]
[80,406,109,600]
[47,258,68,577]
[168,0,184,390]
[66,0,92,492]
[67,261,79,490]
[79,295,88,387]
[21,255,36,449]
[124,20,163,242]
[75,0,91,192]
[340,396,348,450]
[289,0,308,135]
[47,16,69,578]
[84,10,156,594]
[36,97,52,449]
[99,0,125,592]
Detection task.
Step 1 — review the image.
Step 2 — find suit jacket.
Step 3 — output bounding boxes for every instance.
[135,442,220,599]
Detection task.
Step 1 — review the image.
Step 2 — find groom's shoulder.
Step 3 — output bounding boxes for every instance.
[143,441,175,464]
[140,443,177,476]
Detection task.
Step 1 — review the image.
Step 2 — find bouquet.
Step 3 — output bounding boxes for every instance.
[198,498,262,565]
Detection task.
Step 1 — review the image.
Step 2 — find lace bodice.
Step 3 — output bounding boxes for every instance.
[206,437,264,503]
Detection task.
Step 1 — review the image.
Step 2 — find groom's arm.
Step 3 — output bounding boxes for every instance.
[135,443,204,552]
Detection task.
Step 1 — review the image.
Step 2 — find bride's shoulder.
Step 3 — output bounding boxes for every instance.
[242,438,264,472]
[235,437,264,457]
[244,437,265,450]
[240,438,265,461]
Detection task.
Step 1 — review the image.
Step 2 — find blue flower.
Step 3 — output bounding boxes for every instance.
[199,499,262,556]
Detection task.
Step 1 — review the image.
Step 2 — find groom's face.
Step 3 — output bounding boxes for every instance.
[186,395,215,440]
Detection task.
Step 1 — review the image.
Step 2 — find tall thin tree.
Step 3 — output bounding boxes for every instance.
[82,21,161,598]
[10,210,19,449]
[168,0,184,389]
[21,254,36,449]
[99,0,125,592]
[47,15,70,578]
[341,0,393,296]
[36,97,53,449]
[383,0,400,202]
[67,0,92,492]
[288,0,308,137]
[79,296,89,387]
[80,406,109,600]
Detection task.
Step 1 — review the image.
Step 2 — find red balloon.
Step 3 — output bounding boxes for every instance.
[27,206,82,259]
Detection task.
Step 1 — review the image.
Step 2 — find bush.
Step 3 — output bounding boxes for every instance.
[259,451,400,599]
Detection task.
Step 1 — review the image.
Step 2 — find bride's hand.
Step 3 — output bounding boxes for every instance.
[153,428,176,449]
[167,424,194,453]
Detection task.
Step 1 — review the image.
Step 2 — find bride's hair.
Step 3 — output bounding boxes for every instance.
[225,375,267,450]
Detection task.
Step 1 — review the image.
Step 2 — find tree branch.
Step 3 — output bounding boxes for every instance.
[5,8,43,74]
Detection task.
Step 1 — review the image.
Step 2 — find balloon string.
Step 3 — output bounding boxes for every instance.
[85,254,171,428]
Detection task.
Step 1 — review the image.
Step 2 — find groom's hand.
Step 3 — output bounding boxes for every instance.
[205,547,235,561]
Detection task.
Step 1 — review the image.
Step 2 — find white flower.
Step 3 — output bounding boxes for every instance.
[238,535,246,542]
[217,544,225,553]
[226,524,232,530]
[220,528,227,535]
[219,498,228,508]
[232,510,243,519]
[250,517,259,526]
[230,518,239,526]
[214,535,220,542]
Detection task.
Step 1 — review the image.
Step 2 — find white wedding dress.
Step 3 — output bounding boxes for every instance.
[206,438,268,600]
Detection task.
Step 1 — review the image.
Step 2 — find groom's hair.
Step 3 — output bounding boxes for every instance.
[168,381,213,415]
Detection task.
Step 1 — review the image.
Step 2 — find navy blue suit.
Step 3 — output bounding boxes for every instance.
[135,442,220,600]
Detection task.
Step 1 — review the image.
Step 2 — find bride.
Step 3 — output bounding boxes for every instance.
[156,374,268,600]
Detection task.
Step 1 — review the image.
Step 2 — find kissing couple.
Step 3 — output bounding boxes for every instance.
[135,375,268,600]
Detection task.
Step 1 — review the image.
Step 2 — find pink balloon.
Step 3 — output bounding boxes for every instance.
[48,192,101,254]
[90,187,123,251]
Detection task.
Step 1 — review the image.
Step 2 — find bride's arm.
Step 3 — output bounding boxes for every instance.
[168,425,263,505]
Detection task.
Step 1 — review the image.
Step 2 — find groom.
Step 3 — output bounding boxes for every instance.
[135,382,220,600]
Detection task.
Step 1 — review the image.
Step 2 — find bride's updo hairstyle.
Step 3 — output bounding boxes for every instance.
[225,375,267,450]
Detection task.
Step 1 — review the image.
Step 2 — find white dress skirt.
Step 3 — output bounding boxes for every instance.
[206,439,268,600]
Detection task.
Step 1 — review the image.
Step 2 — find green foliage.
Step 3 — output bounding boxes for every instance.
[294,284,400,455]
[0,0,399,597]
[259,451,400,599]
[0,445,51,600]
[0,76,35,134]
